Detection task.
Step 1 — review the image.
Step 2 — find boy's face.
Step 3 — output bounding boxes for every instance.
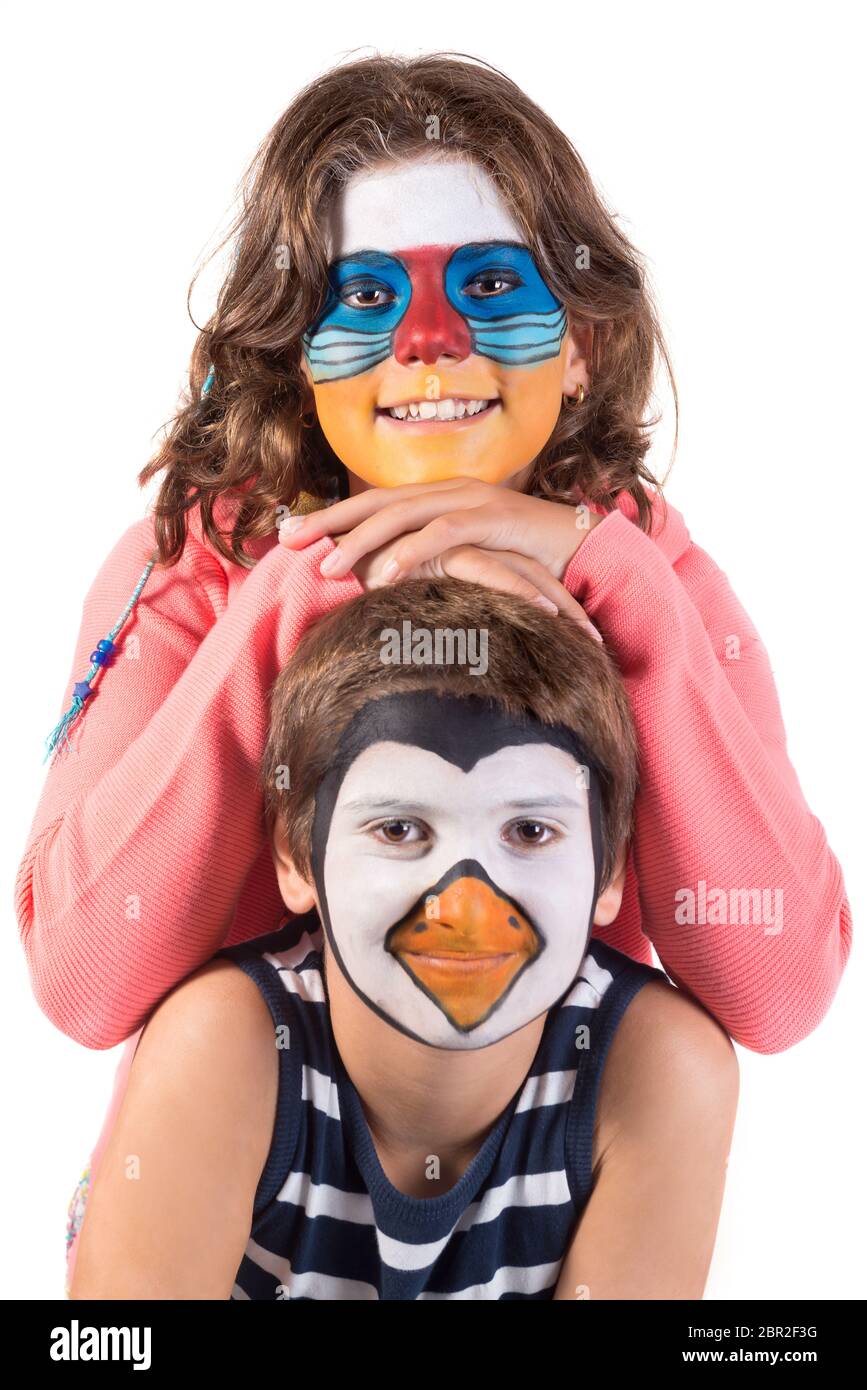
[307,692,601,1050]
[300,157,586,489]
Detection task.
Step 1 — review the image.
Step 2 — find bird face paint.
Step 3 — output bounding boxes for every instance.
[311,692,602,1050]
[301,159,571,489]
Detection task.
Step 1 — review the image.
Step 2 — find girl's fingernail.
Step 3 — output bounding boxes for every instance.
[320,549,342,575]
[584,621,604,643]
[533,595,559,614]
[381,559,401,581]
[279,516,306,537]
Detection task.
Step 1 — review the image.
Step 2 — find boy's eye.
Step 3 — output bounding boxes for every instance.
[340,280,396,309]
[503,819,559,849]
[370,818,427,845]
[463,269,523,299]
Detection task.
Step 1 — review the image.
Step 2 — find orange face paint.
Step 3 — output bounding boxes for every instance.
[387,873,542,1031]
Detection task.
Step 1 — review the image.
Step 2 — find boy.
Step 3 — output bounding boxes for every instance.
[70,580,738,1300]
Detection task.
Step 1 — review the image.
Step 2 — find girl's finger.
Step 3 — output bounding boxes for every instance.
[427,546,562,613]
[277,477,476,549]
[426,546,603,640]
[370,506,515,580]
[316,491,494,577]
[476,550,603,639]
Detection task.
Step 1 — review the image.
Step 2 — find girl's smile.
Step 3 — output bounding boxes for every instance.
[375,396,502,428]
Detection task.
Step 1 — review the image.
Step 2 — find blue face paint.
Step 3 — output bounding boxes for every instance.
[444,243,566,367]
[302,242,565,383]
[302,252,410,383]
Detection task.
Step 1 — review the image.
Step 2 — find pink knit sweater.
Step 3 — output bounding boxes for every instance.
[15,489,851,1055]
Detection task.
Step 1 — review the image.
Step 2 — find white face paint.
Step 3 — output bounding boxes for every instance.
[321,740,597,1049]
[325,156,525,259]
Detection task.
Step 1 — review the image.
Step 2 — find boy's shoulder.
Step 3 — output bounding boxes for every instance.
[119,956,280,1200]
[139,954,279,1071]
[593,956,739,1157]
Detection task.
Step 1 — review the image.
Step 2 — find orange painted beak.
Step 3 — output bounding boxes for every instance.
[387,875,541,1031]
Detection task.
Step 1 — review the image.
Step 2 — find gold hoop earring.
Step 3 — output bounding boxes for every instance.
[563,384,586,407]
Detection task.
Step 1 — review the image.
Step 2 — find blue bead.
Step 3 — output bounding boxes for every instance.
[90,650,109,666]
[97,639,116,654]
[73,681,93,701]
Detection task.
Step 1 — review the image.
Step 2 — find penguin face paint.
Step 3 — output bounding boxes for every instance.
[301,159,570,489]
[311,692,602,1050]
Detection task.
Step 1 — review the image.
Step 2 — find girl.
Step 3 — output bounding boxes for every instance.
[16,52,849,1289]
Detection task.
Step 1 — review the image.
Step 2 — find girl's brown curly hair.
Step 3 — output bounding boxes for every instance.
[140,51,677,568]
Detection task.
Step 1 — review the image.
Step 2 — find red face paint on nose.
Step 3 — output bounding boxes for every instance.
[392,246,473,367]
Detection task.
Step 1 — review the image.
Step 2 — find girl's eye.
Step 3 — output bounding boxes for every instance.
[504,819,559,849]
[370,819,428,845]
[340,281,396,309]
[463,270,522,299]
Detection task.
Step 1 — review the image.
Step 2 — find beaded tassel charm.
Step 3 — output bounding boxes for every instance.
[44,554,157,762]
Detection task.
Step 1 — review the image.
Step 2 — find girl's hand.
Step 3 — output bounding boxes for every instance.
[337,531,601,635]
[279,476,603,587]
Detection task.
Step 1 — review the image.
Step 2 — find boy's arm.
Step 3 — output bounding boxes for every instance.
[69,960,277,1300]
[553,980,739,1300]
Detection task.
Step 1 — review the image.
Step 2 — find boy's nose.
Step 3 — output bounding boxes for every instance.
[386,871,541,1031]
[392,246,473,366]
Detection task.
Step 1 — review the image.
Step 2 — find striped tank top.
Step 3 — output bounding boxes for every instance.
[219,912,666,1301]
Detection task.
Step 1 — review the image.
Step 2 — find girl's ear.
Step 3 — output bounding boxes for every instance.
[269,814,317,914]
[561,321,593,398]
[592,841,628,928]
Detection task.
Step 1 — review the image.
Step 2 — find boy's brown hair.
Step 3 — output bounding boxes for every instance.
[264,579,638,890]
[141,52,674,568]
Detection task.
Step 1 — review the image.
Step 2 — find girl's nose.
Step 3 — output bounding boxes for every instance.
[392,247,473,366]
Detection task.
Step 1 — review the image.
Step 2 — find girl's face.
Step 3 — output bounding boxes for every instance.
[301,156,585,490]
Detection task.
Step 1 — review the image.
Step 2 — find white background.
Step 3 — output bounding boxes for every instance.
[2,0,864,1300]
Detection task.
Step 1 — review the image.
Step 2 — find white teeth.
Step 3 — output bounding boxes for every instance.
[385,398,491,421]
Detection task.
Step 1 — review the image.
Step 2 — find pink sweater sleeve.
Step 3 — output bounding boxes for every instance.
[15,519,362,1049]
[563,504,851,1053]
